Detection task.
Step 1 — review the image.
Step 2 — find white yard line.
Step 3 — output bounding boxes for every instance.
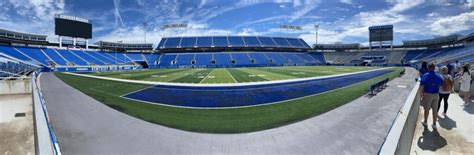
[226,69,238,83]
[199,69,215,84]
[64,67,394,87]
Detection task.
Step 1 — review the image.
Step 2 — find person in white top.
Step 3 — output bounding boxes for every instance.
[438,66,453,115]
[460,65,471,105]
[452,60,461,75]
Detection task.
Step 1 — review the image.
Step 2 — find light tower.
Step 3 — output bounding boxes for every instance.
[143,22,148,43]
[314,25,319,45]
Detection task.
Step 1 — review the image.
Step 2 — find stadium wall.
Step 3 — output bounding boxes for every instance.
[33,73,61,155]
[378,81,420,155]
[52,65,142,72]
[0,78,31,94]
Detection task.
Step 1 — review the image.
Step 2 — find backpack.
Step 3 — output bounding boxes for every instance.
[441,75,452,92]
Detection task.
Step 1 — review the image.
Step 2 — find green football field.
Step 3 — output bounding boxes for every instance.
[57,66,404,133]
[87,66,379,83]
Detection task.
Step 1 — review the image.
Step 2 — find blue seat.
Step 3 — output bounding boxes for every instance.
[194,54,213,65]
[72,50,105,65]
[175,54,195,66]
[56,49,88,65]
[158,54,177,66]
[43,48,68,65]
[214,53,232,66]
[16,47,51,66]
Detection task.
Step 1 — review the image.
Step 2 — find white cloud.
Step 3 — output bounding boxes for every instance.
[0,0,65,42]
[236,28,262,36]
[340,0,352,5]
[427,12,440,17]
[388,0,425,13]
[198,0,207,8]
[354,11,406,27]
[308,0,424,44]
[5,0,65,20]
[289,0,321,22]
[95,23,235,45]
[113,0,125,28]
[429,12,474,35]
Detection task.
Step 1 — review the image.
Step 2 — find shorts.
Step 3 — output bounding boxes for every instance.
[422,93,439,111]
[460,82,470,92]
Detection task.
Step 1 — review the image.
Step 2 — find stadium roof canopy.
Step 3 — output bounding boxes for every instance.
[0,28,48,45]
[402,34,459,48]
[156,36,311,52]
[457,32,474,43]
[95,41,153,51]
[313,43,360,50]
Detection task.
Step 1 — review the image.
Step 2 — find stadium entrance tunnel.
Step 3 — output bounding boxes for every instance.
[123,69,392,108]
[134,61,149,68]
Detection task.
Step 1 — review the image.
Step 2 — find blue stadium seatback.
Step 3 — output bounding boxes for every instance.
[156,36,311,49]
[0,46,34,62]
[196,37,212,47]
[57,49,88,65]
[243,37,261,47]
[43,48,68,65]
[228,37,245,47]
[175,54,195,65]
[194,54,213,65]
[273,38,292,48]
[180,37,197,48]
[164,38,181,48]
[257,37,277,47]
[212,37,229,47]
[15,47,51,66]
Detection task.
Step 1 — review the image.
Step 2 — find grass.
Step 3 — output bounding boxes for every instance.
[54,66,404,133]
[200,68,237,83]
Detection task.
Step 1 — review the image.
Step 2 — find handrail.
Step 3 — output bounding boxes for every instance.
[32,72,62,155]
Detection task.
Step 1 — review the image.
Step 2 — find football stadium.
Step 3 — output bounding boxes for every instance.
[0,1,473,155]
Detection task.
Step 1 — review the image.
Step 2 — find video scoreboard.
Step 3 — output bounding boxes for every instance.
[55,14,92,39]
[369,25,393,42]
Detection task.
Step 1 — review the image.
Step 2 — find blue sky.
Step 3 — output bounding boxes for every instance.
[0,0,473,46]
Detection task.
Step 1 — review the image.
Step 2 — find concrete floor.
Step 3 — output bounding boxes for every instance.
[40,68,417,155]
[0,94,35,155]
[410,93,474,155]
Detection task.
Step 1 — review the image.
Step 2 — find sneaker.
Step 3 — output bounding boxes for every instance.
[432,124,437,129]
[421,121,427,127]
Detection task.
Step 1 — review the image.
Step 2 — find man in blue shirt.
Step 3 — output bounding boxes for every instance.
[420,63,444,129]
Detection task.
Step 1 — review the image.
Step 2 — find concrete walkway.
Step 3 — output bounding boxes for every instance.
[0,94,35,155]
[410,93,474,154]
[40,68,417,155]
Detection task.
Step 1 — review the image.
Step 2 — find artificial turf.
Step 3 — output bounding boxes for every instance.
[87,66,376,83]
[54,66,404,133]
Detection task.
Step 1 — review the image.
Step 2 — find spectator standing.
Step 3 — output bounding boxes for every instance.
[419,61,428,77]
[438,66,453,115]
[453,60,461,75]
[420,63,444,129]
[446,61,453,75]
[460,65,472,105]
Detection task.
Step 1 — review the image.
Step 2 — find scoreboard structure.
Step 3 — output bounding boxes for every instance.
[368,25,393,50]
[54,14,92,49]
